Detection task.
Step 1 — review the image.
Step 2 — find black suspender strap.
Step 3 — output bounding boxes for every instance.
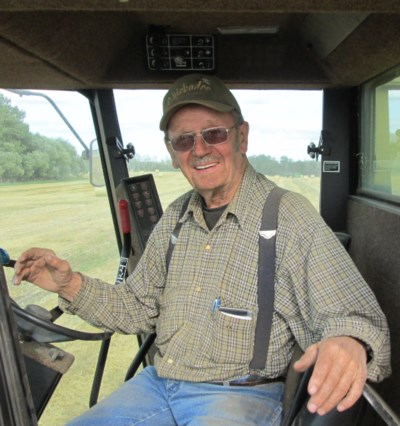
[250,186,287,370]
[166,197,191,272]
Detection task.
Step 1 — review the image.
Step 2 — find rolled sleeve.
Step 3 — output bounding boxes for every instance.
[277,193,391,382]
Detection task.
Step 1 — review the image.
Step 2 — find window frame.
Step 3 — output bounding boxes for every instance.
[358,65,400,205]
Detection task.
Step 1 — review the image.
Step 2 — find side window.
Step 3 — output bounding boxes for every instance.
[360,69,400,201]
[0,89,118,284]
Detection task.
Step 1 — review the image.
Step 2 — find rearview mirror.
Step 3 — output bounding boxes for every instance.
[89,139,105,187]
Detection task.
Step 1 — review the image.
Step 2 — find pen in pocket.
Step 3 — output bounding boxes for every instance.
[219,306,253,320]
[212,297,252,320]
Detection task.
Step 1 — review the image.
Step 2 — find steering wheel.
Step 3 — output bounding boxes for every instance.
[10,299,112,343]
[0,248,111,343]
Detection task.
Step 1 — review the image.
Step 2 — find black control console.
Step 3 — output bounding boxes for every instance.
[116,174,163,271]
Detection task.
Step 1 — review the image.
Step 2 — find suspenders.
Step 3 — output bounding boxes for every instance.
[250,186,287,369]
[165,196,190,273]
[166,186,287,369]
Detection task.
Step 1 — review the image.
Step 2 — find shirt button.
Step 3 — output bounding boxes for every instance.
[204,244,211,251]
[167,358,174,365]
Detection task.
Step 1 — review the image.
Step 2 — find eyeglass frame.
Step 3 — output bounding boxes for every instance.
[166,124,238,152]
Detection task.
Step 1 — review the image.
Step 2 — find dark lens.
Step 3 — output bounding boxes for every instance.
[172,134,195,152]
[202,127,228,145]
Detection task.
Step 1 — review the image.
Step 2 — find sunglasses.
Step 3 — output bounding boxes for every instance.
[167,124,237,152]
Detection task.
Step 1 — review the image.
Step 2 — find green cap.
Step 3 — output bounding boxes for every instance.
[159,74,243,131]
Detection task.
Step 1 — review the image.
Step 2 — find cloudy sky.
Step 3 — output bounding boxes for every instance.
[1,88,323,161]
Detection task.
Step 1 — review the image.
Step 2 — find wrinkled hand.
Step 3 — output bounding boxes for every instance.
[13,247,82,301]
[294,336,368,415]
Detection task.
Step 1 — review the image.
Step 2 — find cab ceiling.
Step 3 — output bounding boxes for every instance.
[0,0,400,90]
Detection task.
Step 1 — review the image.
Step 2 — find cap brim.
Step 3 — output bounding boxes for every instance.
[159,100,235,131]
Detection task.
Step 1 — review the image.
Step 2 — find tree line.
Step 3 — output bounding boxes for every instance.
[0,93,320,182]
[130,154,320,177]
[0,94,86,182]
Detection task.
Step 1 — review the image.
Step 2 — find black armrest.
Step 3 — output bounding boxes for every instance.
[283,364,365,426]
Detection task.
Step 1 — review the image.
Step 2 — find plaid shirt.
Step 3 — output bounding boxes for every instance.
[63,164,391,383]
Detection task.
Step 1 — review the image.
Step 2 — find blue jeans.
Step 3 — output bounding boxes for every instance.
[68,366,284,425]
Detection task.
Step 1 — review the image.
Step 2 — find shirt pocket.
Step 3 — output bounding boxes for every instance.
[211,309,256,365]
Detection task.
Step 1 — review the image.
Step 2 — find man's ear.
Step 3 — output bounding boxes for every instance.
[238,121,249,154]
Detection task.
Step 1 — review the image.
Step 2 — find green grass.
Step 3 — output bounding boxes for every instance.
[0,172,319,425]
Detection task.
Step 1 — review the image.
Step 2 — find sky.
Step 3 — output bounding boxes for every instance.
[0,88,323,162]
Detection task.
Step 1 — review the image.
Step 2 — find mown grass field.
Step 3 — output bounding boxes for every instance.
[0,171,319,425]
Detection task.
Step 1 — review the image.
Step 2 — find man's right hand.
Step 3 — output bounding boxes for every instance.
[13,248,82,301]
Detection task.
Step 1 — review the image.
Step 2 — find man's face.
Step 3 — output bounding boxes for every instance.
[166,105,249,207]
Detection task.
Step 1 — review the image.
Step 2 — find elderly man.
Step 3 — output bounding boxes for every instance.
[14,74,390,426]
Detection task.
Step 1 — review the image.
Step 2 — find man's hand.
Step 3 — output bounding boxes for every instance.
[13,247,82,301]
[293,336,368,415]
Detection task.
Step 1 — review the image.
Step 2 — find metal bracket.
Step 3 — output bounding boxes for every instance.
[118,143,135,160]
[106,137,135,161]
[307,130,331,161]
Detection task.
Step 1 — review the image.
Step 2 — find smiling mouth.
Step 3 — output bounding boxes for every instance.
[194,163,218,170]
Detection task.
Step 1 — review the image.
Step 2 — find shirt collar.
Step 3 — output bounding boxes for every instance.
[181,163,259,229]
[224,163,259,228]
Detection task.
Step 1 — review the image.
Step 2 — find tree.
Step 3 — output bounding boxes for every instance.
[0,151,24,180]
[0,95,31,160]
[0,94,86,182]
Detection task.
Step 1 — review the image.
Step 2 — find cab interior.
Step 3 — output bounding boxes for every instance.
[0,1,399,425]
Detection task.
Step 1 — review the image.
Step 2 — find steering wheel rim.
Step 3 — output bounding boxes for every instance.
[1,250,111,343]
[11,299,111,343]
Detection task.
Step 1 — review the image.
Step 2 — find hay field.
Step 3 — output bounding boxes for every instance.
[0,172,319,425]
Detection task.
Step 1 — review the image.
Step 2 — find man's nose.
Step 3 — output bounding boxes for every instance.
[192,134,212,155]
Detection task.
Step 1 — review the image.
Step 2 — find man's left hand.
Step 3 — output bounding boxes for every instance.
[293,336,368,415]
